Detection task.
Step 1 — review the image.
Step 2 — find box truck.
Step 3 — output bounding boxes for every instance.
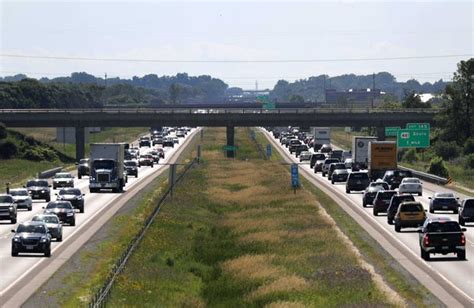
[352,136,378,169]
[313,127,331,151]
[89,143,126,193]
[368,141,397,181]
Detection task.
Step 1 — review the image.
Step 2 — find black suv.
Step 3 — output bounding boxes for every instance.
[459,198,474,226]
[310,153,326,169]
[362,181,389,207]
[0,194,17,224]
[387,194,416,225]
[11,221,52,257]
[77,158,90,179]
[57,188,85,213]
[346,172,370,193]
[44,201,76,226]
[373,190,397,216]
[382,169,413,190]
[25,179,51,202]
[124,160,139,177]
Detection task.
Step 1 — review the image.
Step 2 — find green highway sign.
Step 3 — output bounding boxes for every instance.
[223,145,237,151]
[385,127,400,137]
[406,123,430,130]
[263,102,276,110]
[397,129,430,148]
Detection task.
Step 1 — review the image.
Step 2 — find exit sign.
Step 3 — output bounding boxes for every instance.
[397,129,430,148]
[406,123,430,130]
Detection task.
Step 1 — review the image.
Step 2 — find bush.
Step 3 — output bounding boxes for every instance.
[0,122,7,140]
[427,156,449,178]
[464,154,474,169]
[433,141,462,160]
[464,138,474,155]
[402,148,418,163]
[0,140,18,158]
[21,147,58,162]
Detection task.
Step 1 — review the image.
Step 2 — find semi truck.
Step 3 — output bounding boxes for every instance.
[313,127,331,151]
[368,141,397,181]
[89,143,126,193]
[352,136,377,170]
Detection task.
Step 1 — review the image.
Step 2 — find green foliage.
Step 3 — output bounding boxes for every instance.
[464,137,474,155]
[401,91,431,108]
[0,122,7,139]
[0,140,18,159]
[289,94,304,104]
[402,148,418,163]
[433,141,462,160]
[21,147,58,162]
[427,156,449,177]
[464,154,474,169]
[378,101,402,110]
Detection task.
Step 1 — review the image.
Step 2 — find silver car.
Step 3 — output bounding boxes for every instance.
[398,177,423,196]
[9,188,32,211]
[52,172,74,189]
[32,214,63,242]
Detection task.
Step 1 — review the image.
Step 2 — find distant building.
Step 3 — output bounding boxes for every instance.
[325,88,385,106]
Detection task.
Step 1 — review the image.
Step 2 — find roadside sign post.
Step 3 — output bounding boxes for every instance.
[197,145,201,164]
[291,163,299,194]
[169,164,176,197]
[266,144,272,158]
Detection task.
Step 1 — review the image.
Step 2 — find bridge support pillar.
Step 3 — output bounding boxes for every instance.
[376,126,386,141]
[226,125,235,158]
[75,126,85,162]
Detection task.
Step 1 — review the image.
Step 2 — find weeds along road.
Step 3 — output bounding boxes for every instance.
[0,128,200,307]
[262,129,474,307]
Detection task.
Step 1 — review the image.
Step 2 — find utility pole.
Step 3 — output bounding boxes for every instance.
[371,73,375,109]
[324,75,327,102]
[105,73,107,87]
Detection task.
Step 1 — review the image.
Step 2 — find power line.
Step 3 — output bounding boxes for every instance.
[0,53,472,63]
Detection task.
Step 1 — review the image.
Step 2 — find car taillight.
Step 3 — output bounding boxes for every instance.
[423,234,429,246]
[461,234,466,246]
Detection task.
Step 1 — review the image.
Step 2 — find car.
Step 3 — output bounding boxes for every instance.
[322,158,340,177]
[56,188,85,213]
[398,177,423,196]
[0,194,17,224]
[362,181,390,207]
[429,192,459,214]
[152,137,163,146]
[320,144,332,153]
[419,217,466,261]
[176,130,186,138]
[9,188,32,211]
[346,172,370,193]
[310,153,326,169]
[156,148,165,159]
[128,148,140,159]
[288,139,302,153]
[344,158,353,169]
[329,150,343,161]
[172,137,179,144]
[387,194,416,225]
[139,139,151,147]
[52,172,75,189]
[11,221,52,257]
[295,145,309,157]
[163,137,174,147]
[327,163,346,180]
[331,168,349,184]
[43,201,76,226]
[382,169,413,190]
[25,179,51,202]
[458,198,474,226]
[32,214,63,242]
[124,160,138,177]
[77,158,90,179]
[299,151,312,162]
[138,154,154,167]
[150,150,160,163]
[373,190,397,216]
[394,201,426,232]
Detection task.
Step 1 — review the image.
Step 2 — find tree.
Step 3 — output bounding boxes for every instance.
[289,94,304,104]
[401,90,431,108]
[437,58,474,145]
[169,83,181,104]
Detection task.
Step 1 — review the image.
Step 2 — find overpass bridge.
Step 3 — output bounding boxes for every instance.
[0,108,438,159]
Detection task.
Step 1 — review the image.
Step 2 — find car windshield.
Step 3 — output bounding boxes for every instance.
[59,189,81,195]
[377,191,397,200]
[27,180,48,187]
[10,190,28,196]
[395,171,412,177]
[32,215,59,223]
[313,154,326,160]
[401,203,423,212]
[464,200,474,208]
[55,173,72,178]
[93,160,114,169]
[392,196,415,205]
[351,173,368,179]
[0,195,13,203]
[334,164,346,169]
[79,159,89,164]
[435,193,455,198]
[125,161,137,166]
[46,202,72,209]
[17,224,47,234]
[403,178,420,183]
[426,221,461,232]
[371,182,389,189]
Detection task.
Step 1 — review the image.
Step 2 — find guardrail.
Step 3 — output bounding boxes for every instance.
[398,165,448,185]
[38,167,63,179]
[88,158,198,308]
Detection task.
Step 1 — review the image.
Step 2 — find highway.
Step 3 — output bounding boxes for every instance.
[0,128,199,306]
[262,129,474,306]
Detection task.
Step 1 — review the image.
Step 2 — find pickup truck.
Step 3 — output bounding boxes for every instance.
[419,217,466,261]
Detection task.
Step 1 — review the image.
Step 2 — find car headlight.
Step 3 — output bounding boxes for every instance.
[67,212,74,216]
[40,237,48,243]
[9,206,14,211]
[41,190,46,193]
[13,237,20,242]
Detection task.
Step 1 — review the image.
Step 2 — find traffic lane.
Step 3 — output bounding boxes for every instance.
[269,131,474,299]
[0,130,194,291]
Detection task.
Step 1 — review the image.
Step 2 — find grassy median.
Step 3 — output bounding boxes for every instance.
[107,128,401,307]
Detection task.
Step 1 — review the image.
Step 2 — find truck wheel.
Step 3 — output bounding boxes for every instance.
[78,174,82,179]
[459,217,465,226]
[45,247,51,257]
[362,201,367,208]
[28,205,32,211]
[421,249,430,261]
[458,250,466,260]
[80,206,84,214]
[346,189,350,194]
[11,217,17,224]
[11,249,18,257]
[57,234,63,242]
[46,196,50,202]
[387,218,394,225]
[429,207,434,214]
[453,209,458,214]
[71,219,76,227]
[395,224,401,232]
[373,209,378,216]
[331,179,335,184]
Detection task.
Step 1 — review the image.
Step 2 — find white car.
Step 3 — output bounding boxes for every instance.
[299,151,312,162]
[9,188,32,211]
[52,172,74,189]
[398,177,423,196]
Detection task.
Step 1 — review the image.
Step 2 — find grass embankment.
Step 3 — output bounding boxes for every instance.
[106,127,401,306]
[0,127,147,188]
[331,128,474,190]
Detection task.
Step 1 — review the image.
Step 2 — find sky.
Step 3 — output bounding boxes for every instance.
[0,0,472,89]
